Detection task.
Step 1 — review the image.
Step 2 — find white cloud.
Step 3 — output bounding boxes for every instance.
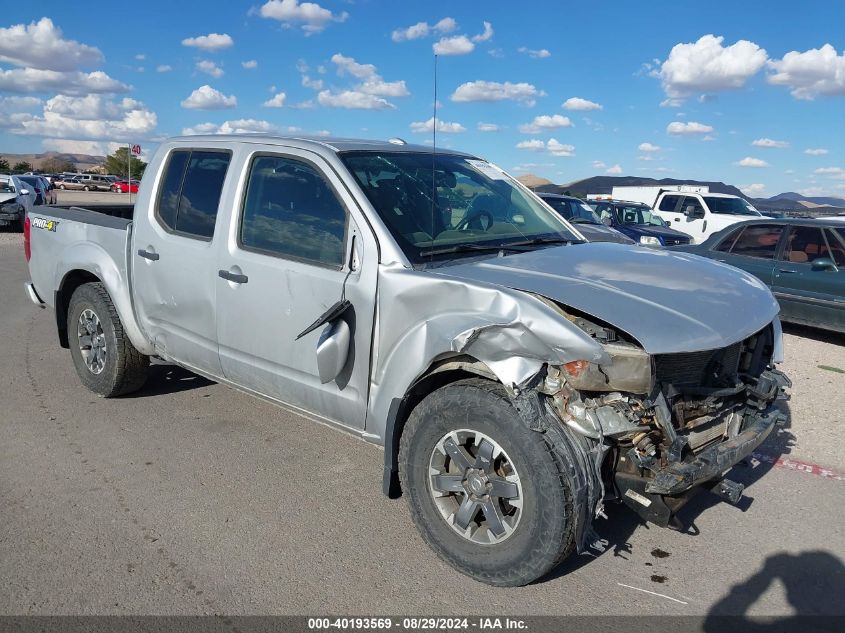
[135,54,145,61]
[518,114,572,133]
[451,80,545,106]
[815,167,845,179]
[181,33,233,51]
[638,155,656,162]
[242,60,258,69]
[472,22,494,43]
[196,60,223,78]
[0,68,130,95]
[183,119,279,135]
[180,85,237,110]
[660,97,683,108]
[488,48,504,59]
[477,122,499,132]
[10,94,156,141]
[518,47,551,59]
[433,35,474,56]
[592,160,606,169]
[653,34,768,100]
[516,138,575,157]
[317,90,393,109]
[41,138,123,156]
[516,139,546,151]
[767,44,845,99]
[702,134,716,142]
[0,96,42,111]
[751,137,789,148]
[259,0,348,35]
[666,121,714,135]
[804,148,829,155]
[740,183,767,196]
[547,143,574,157]
[326,54,409,103]
[156,64,172,73]
[606,164,623,174]
[562,97,602,111]
[263,92,287,107]
[735,157,769,168]
[391,17,456,42]
[410,117,466,133]
[0,17,103,71]
[302,74,323,90]
[638,142,661,152]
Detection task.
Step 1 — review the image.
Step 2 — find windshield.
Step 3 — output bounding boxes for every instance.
[543,197,602,224]
[615,204,667,226]
[703,196,761,216]
[341,151,581,263]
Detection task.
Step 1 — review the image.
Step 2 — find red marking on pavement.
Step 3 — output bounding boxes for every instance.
[751,452,844,482]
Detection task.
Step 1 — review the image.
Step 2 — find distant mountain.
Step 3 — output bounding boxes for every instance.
[769,191,845,207]
[0,150,105,172]
[516,174,553,188]
[520,174,845,215]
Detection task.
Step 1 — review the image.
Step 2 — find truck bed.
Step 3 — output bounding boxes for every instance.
[44,203,135,228]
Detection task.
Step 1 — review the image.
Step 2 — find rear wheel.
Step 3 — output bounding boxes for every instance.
[399,378,580,586]
[59,184,66,190]
[83,185,90,191]
[67,282,149,397]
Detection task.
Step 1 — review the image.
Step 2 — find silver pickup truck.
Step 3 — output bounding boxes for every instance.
[24,135,789,586]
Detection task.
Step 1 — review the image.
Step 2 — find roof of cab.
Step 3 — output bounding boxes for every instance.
[166,134,477,156]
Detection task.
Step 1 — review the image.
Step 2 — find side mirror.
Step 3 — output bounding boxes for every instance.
[602,217,613,226]
[19,188,30,196]
[315,319,351,383]
[811,257,837,272]
[665,220,672,226]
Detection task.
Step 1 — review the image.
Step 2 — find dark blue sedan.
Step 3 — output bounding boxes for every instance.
[587,199,692,247]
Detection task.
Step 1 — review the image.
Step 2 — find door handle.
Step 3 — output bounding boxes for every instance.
[218,269,248,284]
[778,268,798,274]
[137,249,159,261]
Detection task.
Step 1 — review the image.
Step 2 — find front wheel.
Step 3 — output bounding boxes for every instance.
[67,282,149,397]
[399,378,580,586]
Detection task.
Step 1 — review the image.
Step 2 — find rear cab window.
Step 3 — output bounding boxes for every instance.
[782,225,841,265]
[155,149,231,240]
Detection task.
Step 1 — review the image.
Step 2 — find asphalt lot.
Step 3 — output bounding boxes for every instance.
[0,226,843,619]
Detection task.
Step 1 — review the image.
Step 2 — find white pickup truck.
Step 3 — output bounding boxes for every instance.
[23,135,789,586]
[611,186,762,244]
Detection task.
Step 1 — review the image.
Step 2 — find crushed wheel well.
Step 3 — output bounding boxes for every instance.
[55,270,101,348]
[382,358,498,498]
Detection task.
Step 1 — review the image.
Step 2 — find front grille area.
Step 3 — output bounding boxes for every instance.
[654,342,743,387]
[663,237,690,246]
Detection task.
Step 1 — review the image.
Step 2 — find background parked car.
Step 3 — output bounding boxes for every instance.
[538,194,634,244]
[57,177,86,191]
[111,179,140,193]
[0,174,35,230]
[673,218,845,332]
[76,175,114,191]
[587,199,692,247]
[18,175,57,205]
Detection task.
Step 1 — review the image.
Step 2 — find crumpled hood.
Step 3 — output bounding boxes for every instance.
[434,242,779,354]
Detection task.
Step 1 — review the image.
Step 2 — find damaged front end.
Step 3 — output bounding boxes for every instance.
[541,310,790,531]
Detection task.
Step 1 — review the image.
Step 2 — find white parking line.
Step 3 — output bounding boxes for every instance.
[617,582,689,605]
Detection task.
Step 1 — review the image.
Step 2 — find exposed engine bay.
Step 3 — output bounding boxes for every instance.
[541,307,791,531]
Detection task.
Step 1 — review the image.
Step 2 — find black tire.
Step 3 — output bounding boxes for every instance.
[83,185,90,191]
[67,282,149,397]
[399,378,578,586]
[59,184,66,190]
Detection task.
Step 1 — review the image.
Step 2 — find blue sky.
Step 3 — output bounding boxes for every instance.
[1,0,843,198]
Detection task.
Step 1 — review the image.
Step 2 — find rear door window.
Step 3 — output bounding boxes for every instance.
[715,226,745,252]
[155,149,230,240]
[825,228,845,266]
[659,195,680,212]
[782,226,833,264]
[729,224,784,259]
[681,196,705,215]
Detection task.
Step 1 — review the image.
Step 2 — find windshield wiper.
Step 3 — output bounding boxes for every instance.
[508,236,582,247]
[417,243,530,257]
[569,218,598,225]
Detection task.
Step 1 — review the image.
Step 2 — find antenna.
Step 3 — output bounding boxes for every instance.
[430,53,438,257]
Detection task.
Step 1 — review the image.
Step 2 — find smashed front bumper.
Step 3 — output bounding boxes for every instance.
[0,204,24,225]
[646,404,783,495]
[611,368,791,527]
